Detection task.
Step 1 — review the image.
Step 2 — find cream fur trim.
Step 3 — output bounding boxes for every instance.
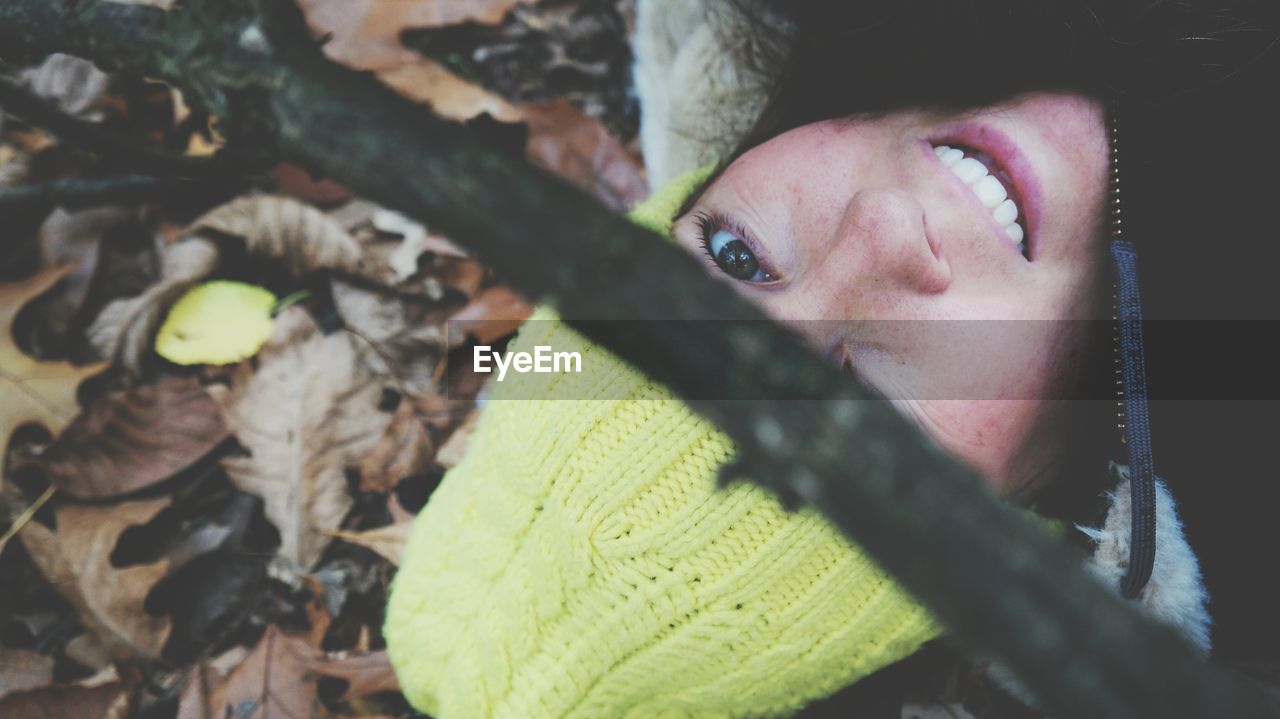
[1077,463,1212,654]
[632,0,790,187]
[989,465,1212,707]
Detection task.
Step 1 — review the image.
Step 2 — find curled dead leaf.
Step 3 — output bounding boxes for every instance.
[36,376,230,500]
[355,397,433,494]
[88,238,218,375]
[523,98,648,211]
[191,195,389,280]
[447,285,532,346]
[215,307,394,568]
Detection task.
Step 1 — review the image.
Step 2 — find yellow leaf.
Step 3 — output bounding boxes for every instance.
[155,281,277,365]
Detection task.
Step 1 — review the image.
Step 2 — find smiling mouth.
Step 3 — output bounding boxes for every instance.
[931,143,1028,255]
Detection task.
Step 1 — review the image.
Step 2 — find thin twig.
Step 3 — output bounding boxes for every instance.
[0,484,56,554]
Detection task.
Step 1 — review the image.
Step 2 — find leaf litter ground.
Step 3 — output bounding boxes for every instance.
[0,1,640,717]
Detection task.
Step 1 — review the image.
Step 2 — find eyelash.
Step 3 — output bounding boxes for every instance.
[692,211,778,281]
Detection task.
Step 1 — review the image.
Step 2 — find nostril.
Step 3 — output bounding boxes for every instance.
[922,210,942,261]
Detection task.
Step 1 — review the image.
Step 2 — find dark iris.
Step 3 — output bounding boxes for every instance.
[715,239,760,280]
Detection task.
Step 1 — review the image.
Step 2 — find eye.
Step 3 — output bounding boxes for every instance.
[695,213,774,283]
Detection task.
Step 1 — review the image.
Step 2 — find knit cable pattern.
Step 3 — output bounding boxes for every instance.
[384,171,941,718]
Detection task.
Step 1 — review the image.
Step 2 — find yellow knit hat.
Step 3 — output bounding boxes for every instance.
[383,170,942,718]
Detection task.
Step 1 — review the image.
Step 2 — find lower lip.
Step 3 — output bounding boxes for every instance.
[925,123,1043,257]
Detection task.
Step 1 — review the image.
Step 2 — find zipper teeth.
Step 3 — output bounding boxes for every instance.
[1109,100,1126,445]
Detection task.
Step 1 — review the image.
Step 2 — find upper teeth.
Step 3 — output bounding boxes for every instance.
[933,144,1024,249]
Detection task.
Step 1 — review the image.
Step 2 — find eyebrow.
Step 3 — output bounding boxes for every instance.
[674,167,725,219]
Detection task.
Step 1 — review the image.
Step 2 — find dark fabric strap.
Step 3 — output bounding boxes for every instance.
[1111,239,1157,598]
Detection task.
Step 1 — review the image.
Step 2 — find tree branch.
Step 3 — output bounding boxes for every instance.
[0,174,236,212]
[0,76,236,179]
[0,1,1272,716]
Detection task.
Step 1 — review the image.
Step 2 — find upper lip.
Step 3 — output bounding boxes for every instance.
[924,122,1043,258]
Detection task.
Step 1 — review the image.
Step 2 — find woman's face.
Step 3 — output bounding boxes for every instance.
[673,91,1111,498]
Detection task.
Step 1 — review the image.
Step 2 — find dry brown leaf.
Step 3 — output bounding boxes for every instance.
[216,307,393,568]
[18,497,172,662]
[0,649,55,702]
[427,256,488,300]
[370,208,467,260]
[299,0,530,71]
[435,409,481,469]
[0,144,28,186]
[287,572,335,648]
[330,278,447,399]
[173,645,249,719]
[36,376,230,499]
[327,519,412,566]
[330,201,458,291]
[191,195,389,281]
[175,662,226,719]
[378,60,524,123]
[329,279,420,347]
[219,626,321,719]
[447,285,532,346]
[270,163,352,205]
[0,681,132,719]
[73,665,122,690]
[419,232,468,259]
[388,491,415,524]
[311,650,401,701]
[19,54,110,119]
[62,634,113,675]
[370,208,464,281]
[355,398,433,494]
[0,267,107,482]
[298,0,524,122]
[523,98,648,211]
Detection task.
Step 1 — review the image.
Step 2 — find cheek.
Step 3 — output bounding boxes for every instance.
[901,399,1054,495]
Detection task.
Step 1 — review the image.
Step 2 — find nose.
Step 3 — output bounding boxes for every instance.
[818,186,951,302]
